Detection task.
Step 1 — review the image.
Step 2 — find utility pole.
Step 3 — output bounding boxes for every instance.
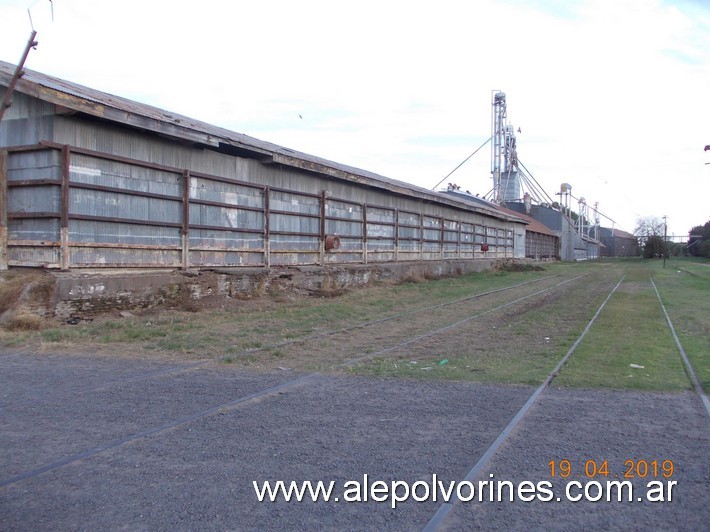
[0,31,38,123]
[663,215,668,269]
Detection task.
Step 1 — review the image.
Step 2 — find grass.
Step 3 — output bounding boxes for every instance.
[2,258,707,393]
[553,258,708,391]
[553,277,689,391]
[647,258,710,391]
[350,265,617,386]
[2,265,563,356]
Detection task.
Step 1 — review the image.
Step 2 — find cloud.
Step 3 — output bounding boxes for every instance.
[1,0,708,235]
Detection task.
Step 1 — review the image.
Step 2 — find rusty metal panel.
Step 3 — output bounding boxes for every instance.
[398,225,419,240]
[270,235,319,252]
[9,185,60,213]
[397,240,420,251]
[331,237,362,252]
[8,217,58,241]
[367,239,395,252]
[270,251,320,266]
[323,251,362,264]
[366,206,394,223]
[7,150,61,180]
[189,203,262,231]
[422,241,440,253]
[70,152,181,196]
[69,188,180,223]
[70,246,181,267]
[69,220,181,246]
[270,213,319,234]
[270,190,320,214]
[189,250,264,267]
[189,229,263,250]
[367,252,396,262]
[443,230,458,243]
[8,244,60,265]
[366,223,394,238]
[325,219,362,237]
[327,199,361,220]
[189,176,263,208]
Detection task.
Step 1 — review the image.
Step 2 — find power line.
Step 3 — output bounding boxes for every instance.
[431,137,491,191]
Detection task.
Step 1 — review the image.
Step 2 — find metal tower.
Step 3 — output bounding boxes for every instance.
[490,91,520,203]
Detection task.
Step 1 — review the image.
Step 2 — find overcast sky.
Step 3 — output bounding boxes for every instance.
[1,0,708,236]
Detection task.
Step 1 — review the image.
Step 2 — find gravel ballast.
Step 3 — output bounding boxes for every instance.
[1,351,708,530]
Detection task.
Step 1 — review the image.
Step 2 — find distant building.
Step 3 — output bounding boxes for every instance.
[597,227,638,257]
[503,202,601,261]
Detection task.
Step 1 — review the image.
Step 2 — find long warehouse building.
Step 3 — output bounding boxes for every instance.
[1,61,532,273]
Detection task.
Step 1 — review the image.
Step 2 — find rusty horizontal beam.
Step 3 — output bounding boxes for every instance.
[7,179,62,187]
[189,224,263,234]
[8,260,60,268]
[187,247,265,253]
[269,230,320,238]
[65,262,183,269]
[189,197,263,213]
[7,239,59,246]
[68,242,181,251]
[8,211,59,219]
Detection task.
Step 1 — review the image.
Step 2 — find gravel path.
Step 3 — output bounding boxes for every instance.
[1,351,707,530]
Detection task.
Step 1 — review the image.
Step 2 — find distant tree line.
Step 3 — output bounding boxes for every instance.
[688,220,710,258]
[634,217,710,258]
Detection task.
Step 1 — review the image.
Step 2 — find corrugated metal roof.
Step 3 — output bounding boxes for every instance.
[495,205,557,237]
[0,60,524,224]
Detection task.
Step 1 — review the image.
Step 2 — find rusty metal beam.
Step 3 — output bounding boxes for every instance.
[60,145,70,270]
[0,149,7,269]
[182,169,190,270]
[264,186,270,268]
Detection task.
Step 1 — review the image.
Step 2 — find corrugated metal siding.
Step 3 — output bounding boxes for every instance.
[4,135,523,268]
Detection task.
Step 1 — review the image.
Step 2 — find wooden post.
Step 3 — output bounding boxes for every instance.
[457,222,462,259]
[181,169,190,270]
[319,190,326,266]
[394,209,399,262]
[59,145,70,270]
[0,149,7,270]
[362,203,368,264]
[264,186,270,268]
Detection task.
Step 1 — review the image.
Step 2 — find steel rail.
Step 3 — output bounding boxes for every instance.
[651,278,710,418]
[344,272,591,367]
[423,274,626,531]
[220,274,560,362]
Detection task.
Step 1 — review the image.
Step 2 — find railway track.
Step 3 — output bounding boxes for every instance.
[4,272,564,408]
[424,272,709,529]
[1,270,593,489]
[1,264,706,531]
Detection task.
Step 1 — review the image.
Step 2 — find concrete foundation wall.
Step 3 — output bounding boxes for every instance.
[49,258,512,318]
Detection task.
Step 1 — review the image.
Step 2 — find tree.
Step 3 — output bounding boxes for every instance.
[635,216,667,258]
[688,220,710,258]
